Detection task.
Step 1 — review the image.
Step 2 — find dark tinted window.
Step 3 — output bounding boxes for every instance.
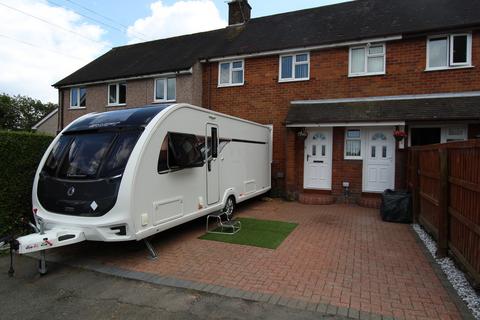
[168,133,203,168]
[101,131,141,177]
[58,133,115,179]
[43,135,73,176]
[158,135,169,172]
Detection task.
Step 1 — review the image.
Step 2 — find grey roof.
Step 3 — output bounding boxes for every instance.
[54,0,480,87]
[285,96,480,124]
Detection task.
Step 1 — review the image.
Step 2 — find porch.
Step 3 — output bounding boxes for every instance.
[284,94,480,205]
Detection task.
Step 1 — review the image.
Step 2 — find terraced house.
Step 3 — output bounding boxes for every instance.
[54,0,480,205]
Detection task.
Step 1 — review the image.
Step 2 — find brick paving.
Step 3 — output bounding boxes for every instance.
[51,199,466,319]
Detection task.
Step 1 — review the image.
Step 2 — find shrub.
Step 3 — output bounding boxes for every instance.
[0,131,53,236]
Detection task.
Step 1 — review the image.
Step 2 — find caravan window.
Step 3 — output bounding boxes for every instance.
[158,132,204,173]
[44,131,141,180]
[58,133,114,179]
[101,131,141,177]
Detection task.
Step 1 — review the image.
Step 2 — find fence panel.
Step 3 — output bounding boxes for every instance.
[408,140,480,286]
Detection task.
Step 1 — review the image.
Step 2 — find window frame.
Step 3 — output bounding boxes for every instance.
[70,87,86,109]
[279,52,310,82]
[344,128,363,160]
[426,33,472,71]
[107,82,127,106]
[218,60,245,87]
[348,43,386,77]
[154,77,176,103]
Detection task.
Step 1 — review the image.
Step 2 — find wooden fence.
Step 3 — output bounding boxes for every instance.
[407,139,480,287]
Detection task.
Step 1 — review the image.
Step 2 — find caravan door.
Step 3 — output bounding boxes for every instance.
[206,124,220,205]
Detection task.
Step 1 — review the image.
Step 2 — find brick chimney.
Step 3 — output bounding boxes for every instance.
[228,0,251,25]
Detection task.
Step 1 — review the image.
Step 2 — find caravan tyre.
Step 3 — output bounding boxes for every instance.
[223,196,235,218]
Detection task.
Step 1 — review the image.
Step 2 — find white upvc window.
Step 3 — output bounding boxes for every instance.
[108,83,126,106]
[218,60,244,87]
[344,128,363,160]
[442,126,468,142]
[70,87,86,109]
[154,77,176,102]
[427,33,472,70]
[349,43,386,77]
[279,53,310,82]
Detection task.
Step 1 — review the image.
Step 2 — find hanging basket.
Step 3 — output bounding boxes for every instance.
[393,130,407,142]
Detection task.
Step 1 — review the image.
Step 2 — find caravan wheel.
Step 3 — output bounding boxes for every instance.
[223,196,235,218]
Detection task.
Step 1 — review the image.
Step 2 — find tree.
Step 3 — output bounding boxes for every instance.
[0,93,57,131]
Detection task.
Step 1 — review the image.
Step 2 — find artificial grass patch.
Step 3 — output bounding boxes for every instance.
[199,217,298,249]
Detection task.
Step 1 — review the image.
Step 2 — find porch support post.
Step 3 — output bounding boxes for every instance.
[437,147,449,258]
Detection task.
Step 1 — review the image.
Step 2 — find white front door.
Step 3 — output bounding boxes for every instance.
[363,128,395,192]
[304,128,332,190]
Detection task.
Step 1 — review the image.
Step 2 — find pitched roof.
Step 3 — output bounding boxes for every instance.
[54,0,480,87]
[285,96,480,125]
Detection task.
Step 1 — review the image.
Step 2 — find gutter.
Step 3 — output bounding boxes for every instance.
[200,35,402,62]
[54,68,193,89]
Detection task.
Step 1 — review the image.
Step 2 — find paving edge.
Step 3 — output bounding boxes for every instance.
[28,253,397,320]
[409,226,475,320]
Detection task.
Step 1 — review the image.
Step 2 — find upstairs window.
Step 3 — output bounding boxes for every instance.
[154,78,176,102]
[70,87,86,108]
[349,44,385,76]
[108,83,126,106]
[218,60,244,86]
[427,34,472,70]
[280,53,309,81]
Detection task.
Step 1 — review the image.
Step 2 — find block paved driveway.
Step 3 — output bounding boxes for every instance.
[49,199,466,319]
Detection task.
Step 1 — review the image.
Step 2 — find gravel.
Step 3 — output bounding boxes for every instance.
[413,224,480,319]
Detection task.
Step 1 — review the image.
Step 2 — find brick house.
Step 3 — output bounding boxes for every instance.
[54,0,480,204]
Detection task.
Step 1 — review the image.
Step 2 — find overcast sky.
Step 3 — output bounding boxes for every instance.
[0,0,349,103]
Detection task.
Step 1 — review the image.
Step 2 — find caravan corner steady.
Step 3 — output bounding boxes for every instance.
[15,103,272,273]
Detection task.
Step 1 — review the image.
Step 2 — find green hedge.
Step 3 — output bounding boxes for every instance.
[0,131,54,236]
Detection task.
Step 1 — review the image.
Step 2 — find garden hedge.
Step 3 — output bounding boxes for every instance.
[0,131,54,236]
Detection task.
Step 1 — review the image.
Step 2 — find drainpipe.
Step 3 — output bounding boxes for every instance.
[57,89,64,134]
[207,59,212,110]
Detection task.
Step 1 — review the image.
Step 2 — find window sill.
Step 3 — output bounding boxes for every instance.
[348,72,386,78]
[424,65,474,72]
[278,78,310,83]
[344,157,363,161]
[107,103,126,107]
[153,100,176,104]
[217,83,244,88]
[69,107,86,110]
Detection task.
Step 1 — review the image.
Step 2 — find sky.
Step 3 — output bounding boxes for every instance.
[0,0,349,103]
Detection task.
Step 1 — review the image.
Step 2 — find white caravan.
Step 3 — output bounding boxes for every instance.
[16,104,272,263]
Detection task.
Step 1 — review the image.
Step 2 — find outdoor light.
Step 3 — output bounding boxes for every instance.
[297,128,308,138]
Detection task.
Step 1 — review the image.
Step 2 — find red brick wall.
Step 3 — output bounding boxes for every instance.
[203,32,480,193]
